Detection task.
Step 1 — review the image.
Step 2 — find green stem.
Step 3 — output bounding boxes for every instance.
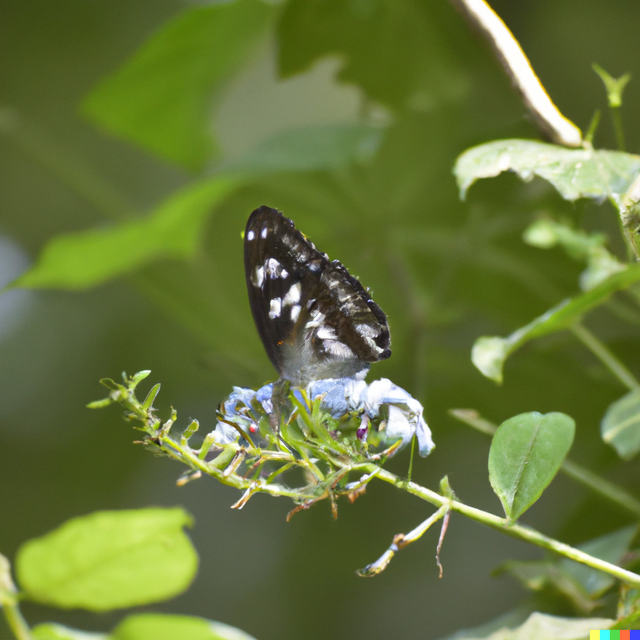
[560,459,640,517]
[571,323,640,390]
[148,423,640,585]
[2,603,32,640]
[612,106,626,151]
[0,589,32,640]
[109,381,640,588]
[0,556,31,640]
[159,434,329,502]
[154,423,640,585]
[164,423,640,585]
[368,465,640,588]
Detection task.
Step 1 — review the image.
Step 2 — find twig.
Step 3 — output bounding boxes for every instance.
[571,323,640,391]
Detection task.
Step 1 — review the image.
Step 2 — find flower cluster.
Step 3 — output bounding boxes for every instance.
[213,377,434,460]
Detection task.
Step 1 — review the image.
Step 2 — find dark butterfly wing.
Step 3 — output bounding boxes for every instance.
[244,206,391,386]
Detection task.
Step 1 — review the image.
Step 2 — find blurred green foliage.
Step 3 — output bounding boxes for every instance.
[2,1,640,639]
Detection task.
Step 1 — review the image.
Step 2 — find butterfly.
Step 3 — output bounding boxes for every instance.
[244,206,391,387]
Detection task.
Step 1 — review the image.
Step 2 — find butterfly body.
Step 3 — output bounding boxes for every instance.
[244,206,391,387]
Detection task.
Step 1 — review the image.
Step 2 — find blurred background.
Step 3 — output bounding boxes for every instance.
[1,1,639,638]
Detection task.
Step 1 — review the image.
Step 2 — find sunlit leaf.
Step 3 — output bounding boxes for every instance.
[32,624,108,640]
[16,508,197,611]
[82,0,274,170]
[112,614,259,640]
[472,265,640,383]
[11,176,238,290]
[227,123,384,173]
[489,412,575,522]
[601,388,640,460]
[455,139,640,204]
[11,120,389,292]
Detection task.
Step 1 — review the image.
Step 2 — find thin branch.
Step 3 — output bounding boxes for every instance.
[571,323,640,390]
[99,376,640,589]
[370,466,640,589]
[152,423,640,588]
[1,603,32,640]
[0,564,32,640]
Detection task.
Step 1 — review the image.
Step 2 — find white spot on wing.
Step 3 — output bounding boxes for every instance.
[356,323,379,338]
[252,266,264,287]
[247,230,255,241]
[364,338,385,354]
[261,227,268,239]
[305,311,325,329]
[265,258,289,279]
[283,282,301,306]
[269,297,282,319]
[316,326,338,340]
[323,340,355,358]
[290,304,301,322]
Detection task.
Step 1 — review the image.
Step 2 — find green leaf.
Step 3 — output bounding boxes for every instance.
[455,139,640,203]
[560,525,637,596]
[129,370,152,388]
[614,588,640,630]
[621,173,640,259]
[436,612,613,640]
[471,337,510,384]
[16,508,197,611]
[472,264,640,383]
[488,412,575,522]
[12,176,238,290]
[82,0,274,171]
[112,614,259,640]
[227,123,384,173]
[32,624,108,640]
[498,526,637,615]
[11,120,385,292]
[499,560,597,614]
[435,607,533,640]
[86,397,115,409]
[579,247,627,290]
[142,383,162,411]
[601,388,640,460]
[523,219,606,260]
